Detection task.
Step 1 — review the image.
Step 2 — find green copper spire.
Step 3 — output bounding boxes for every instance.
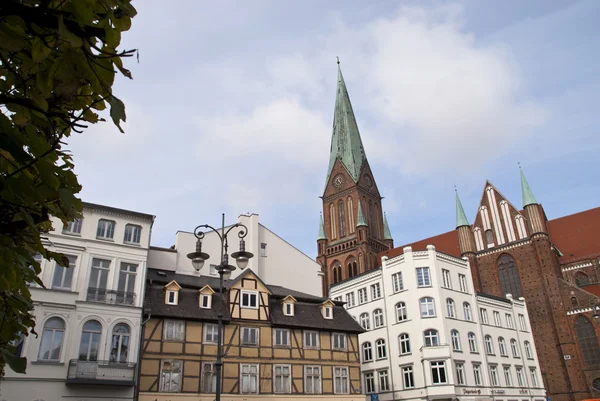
[317,213,326,240]
[356,200,367,227]
[383,213,393,240]
[325,61,368,187]
[520,167,538,207]
[455,189,470,228]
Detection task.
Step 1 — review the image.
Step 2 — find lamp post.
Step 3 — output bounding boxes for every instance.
[186,213,253,401]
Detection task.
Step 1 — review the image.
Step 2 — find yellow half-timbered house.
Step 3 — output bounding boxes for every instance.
[138,268,365,400]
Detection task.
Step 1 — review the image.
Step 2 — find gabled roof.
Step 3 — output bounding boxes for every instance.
[548,207,600,264]
[224,268,272,294]
[320,299,335,307]
[198,285,215,294]
[380,231,461,260]
[164,280,182,290]
[281,295,297,303]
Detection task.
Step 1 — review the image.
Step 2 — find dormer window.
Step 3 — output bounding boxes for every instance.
[241,290,258,309]
[167,290,178,305]
[325,307,332,319]
[285,303,294,316]
[164,281,181,305]
[320,299,335,319]
[198,285,215,309]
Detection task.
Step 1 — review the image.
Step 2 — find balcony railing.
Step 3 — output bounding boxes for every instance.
[86,288,136,305]
[66,359,136,386]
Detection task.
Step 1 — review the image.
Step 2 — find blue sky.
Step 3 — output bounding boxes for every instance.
[68,0,600,258]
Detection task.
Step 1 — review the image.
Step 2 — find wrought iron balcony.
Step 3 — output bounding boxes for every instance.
[66,359,136,386]
[86,288,136,305]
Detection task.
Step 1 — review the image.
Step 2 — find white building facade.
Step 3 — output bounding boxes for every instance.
[148,213,323,296]
[329,245,546,401]
[1,202,154,401]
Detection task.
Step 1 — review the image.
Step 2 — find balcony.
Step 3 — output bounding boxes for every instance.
[86,288,136,305]
[66,359,136,386]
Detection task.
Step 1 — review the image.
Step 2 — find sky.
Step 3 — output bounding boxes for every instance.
[68,0,600,259]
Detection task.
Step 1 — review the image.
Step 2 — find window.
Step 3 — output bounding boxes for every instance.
[304,331,319,349]
[274,328,290,347]
[499,337,507,356]
[480,308,489,324]
[463,302,472,321]
[305,366,321,394]
[468,332,477,353]
[360,313,370,330]
[506,313,514,328]
[166,290,178,305]
[78,320,101,361]
[364,372,375,393]
[518,314,527,331]
[51,254,77,290]
[396,302,408,322]
[124,224,142,244]
[204,323,218,343]
[416,267,431,287]
[489,365,499,386]
[324,306,332,319]
[87,258,110,302]
[473,363,482,385]
[241,327,259,346]
[348,197,355,233]
[498,254,523,298]
[334,296,342,302]
[110,323,130,362]
[96,219,115,239]
[334,367,349,394]
[424,329,439,347]
[494,311,502,326]
[511,339,520,357]
[485,335,494,355]
[201,294,211,309]
[455,362,466,385]
[358,288,368,304]
[504,366,513,386]
[529,367,538,387]
[338,200,346,238]
[240,364,259,394]
[284,303,294,316]
[516,366,525,387]
[575,271,590,287]
[375,339,387,359]
[117,263,137,304]
[431,361,447,384]
[163,320,184,341]
[451,330,461,351]
[442,269,452,288]
[392,272,404,292]
[575,316,600,367]
[447,298,456,318]
[399,333,411,354]
[202,362,216,393]
[378,369,390,392]
[332,333,347,350]
[260,242,267,257]
[160,360,182,392]
[362,342,373,362]
[373,309,384,328]
[332,262,342,284]
[274,365,291,394]
[420,297,436,317]
[63,218,82,234]
[524,341,533,359]
[459,274,468,292]
[371,283,381,300]
[241,291,258,308]
[345,292,355,307]
[402,366,415,389]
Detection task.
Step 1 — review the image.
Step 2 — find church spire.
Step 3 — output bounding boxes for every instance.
[520,166,538,207]
[325,61,368,187]
[383,213,393,240]
[317,213,326,240]
[356,200,367,227]
[455,189,470,228]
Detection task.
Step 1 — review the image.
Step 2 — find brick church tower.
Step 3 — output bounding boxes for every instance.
[316,63,393,296]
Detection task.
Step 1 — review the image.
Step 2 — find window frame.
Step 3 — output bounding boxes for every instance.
[273,364,292,394]
[273,328,291,348]
[430,361,447,385]
[358,288,368,304]
[503,365,513,386]
[63,218,83,235]
[473,363,482,386]
[240,290,259,309]
[459,273,468,293]
[163,319,185,342]
[463,302,472,321]
[304,365,322,394]
[396,301,408,322]
[442,269,452,289]
[240,363,259,394]
[485,335,494,355]
[455,362,466,385]
[392,272,404,293]
[123,223,142,244]
[241,327,259,346]
[447,298,456,318]
[364,372,376,394]
[524,341,533,359]
[51,255,77,291]
[203,323,218,344]
[360,313,370,330]
[37,317,65,362]
[489,365,499,386]
[373,308,384,328]
[378,369,390,392]
[370,283,381,300]
[159,359,183,393]
[362,342,373,362]
[333,366,349,394]
[345,292,355,307]
[510,338,520,358]
[402,365,415,389]
[332,332,347,351]
[424,329,439,347]
[201,362,217,393]
[96,219,116,240]
[498,337,507,356]
[416,267,431,287]
[420,297,436,318]
[399,333,411,355]
[468,332,477,353]
[284,302,294,316]
[303,330,320,349]
[451,330,461,351]
[200,294,211,309]
[480,308,489,324]
[375,338,387,360]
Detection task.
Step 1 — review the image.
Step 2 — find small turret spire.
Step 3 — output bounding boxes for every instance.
[383,213,393,240]
[519,164,538,207]
[455,187,470,228]
[317,213,326,240]
[356,200,367,227]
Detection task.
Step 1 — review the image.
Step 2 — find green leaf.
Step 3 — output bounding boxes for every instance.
[32,37,52,63]
[0,349,27,374]
[108,95,126,133]
[58,16,83,47]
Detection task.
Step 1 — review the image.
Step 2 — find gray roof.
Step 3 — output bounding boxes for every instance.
[476,292,512,304]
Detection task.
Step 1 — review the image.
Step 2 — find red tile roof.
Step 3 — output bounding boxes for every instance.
[380,230,461,260]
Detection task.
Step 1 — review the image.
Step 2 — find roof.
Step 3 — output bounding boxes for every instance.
[383,213,393,240]
[83,201,155,221]
[317,214,326,240]
[356,200,367,227]
[145,286,230,322]
[380,230,461,260]
[548,207,600,264]
[270,301,364,333]
[325,64,368,186]
[476,292,512,304]
[455,191,469,228]
[331,266,382,289]
[520,169,538,208]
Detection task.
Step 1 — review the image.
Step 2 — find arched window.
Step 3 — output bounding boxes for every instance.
[424,329,439,347]
[498,254,523,298]
[38,317,65,361]
[329,203,336,239]
[373,309,384,328]
[524,341,533,359]
[510,339,519,357]
[338,200,346,238]
[360,313,370,330]
[420,297,436,317]
[463,302,472,321]
[110,323,131,363]
[79,320,102,361]
[485,229,494,246]
[347,197,355,233]
[347,257,357,278]
[451,330,461,351]
[396,302,407,322]
[362,342,373,362]
[399,333,410,354]
[593,378,600,393]
[575,316,600,367]
[498,337,507,356]
[574,272,591,287]
[332,261,341,284]
[375,339,387,359]
[485,335,494,355]
[368,200,374,237]
[571,296,579,307]
[446,298,456,318]
[468,332,477,353]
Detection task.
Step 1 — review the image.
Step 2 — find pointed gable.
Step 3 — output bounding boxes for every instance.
[164,280,181,305]
[320,299,335,319]
[226,269,271,321]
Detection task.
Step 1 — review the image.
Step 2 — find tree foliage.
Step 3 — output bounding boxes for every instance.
[0,0,136,374]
